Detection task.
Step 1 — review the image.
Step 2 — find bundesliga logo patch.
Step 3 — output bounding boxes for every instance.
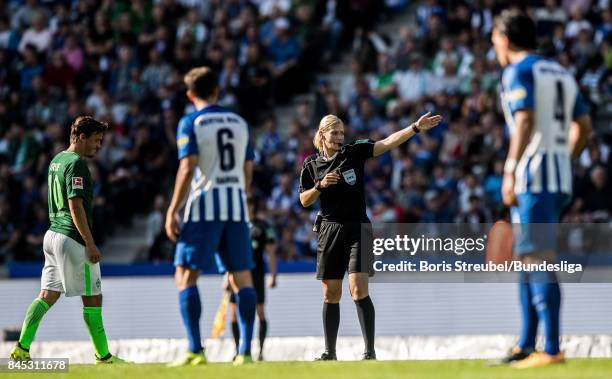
[72,177,83,189]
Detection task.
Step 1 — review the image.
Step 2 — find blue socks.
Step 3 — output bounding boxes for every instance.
[235,287,256,355]
[518,272,538,350]
[179,286,202,353]
[518,272,561,355]
[529,272,561,355]
[179,285,255,355]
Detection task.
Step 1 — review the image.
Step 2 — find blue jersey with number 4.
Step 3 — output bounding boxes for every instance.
[177,104,254,223]
[500,54,588,195]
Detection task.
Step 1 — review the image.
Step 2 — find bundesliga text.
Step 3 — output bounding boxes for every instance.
[373,260,583,274]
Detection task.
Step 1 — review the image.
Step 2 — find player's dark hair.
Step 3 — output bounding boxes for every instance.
[70,116,109,142]
[184,66,219,100]
[494,9,536,50]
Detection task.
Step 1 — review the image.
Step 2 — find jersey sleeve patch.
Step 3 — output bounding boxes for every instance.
[72,177,83,189]
[265,224,276,243]
[506,88,528,102]
[177,136,190,148]
[503,63,534,114]
[66,160,88,199]
[177,116,199,160]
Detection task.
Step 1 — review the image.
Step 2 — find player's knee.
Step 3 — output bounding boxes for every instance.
[39,290,60,307]
[82,294,102,307]
[256,304,265,320]
[350,286,369,301]
[323,288,342,303]
[186,273,198,287]
[175,267,199,290]
[231,270,253,289]
[174,269,183,288]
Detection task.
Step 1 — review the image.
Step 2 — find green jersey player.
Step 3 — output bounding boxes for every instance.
[9,116,129,364]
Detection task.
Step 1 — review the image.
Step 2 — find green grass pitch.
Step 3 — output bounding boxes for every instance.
[4,359,612,379]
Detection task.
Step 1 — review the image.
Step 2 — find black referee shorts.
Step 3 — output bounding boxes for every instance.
[229,268,266,304]
[316,221,374,280]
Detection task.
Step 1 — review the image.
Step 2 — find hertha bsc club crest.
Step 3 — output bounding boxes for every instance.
[342,169,356,185]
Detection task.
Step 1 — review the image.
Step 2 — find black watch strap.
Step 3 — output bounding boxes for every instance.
[411,123,420,133]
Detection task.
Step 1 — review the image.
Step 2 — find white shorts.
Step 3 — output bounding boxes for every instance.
[41,230,102,297]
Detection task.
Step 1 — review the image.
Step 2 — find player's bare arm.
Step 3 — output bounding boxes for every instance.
[68,197,100,264]
[244,160,253,197]
[502,109,534,207]
[372,112,443,157]
[165,155,198,242]
[569,114,593,159]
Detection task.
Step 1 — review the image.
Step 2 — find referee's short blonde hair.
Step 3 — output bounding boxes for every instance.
[314,115,343,152]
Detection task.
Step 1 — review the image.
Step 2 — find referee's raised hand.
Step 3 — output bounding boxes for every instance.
[415,112,443,131]
[321,171,341,188]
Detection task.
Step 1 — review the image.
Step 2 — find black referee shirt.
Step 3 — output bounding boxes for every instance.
[251,218,275,271]
[299,139,375,222]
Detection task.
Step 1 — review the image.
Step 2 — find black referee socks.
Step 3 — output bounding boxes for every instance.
[322,302,340,353]
[231,321,240,350]
[234,319,269,355]
[259,319,268,351]
[355,296,375,353]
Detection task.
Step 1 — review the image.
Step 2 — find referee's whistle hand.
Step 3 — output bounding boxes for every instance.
[321,172,341,188]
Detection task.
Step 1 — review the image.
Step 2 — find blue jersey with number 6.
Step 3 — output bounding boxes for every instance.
[177,104,254,223]
[500,54,588,196]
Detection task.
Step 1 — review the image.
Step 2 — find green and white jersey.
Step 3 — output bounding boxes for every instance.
[47,151,93,246]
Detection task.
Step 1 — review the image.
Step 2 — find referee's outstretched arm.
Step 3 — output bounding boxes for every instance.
[372,112,443,157]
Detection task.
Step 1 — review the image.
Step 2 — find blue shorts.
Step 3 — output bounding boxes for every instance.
[174,221,254,273]
[511,192,570,256]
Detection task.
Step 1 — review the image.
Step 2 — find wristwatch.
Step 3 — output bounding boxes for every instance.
[314,180,323,191]
[411,123,420,134]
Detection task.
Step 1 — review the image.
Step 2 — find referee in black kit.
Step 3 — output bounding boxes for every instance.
[299,113,442,360]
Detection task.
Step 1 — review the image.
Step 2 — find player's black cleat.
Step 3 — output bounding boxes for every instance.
[314,351,337,361]
[362,351,376,360]
[487,346,535,366]
[257,352,264,361]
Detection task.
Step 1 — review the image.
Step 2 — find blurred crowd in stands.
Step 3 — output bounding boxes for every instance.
[0,0,610,264]
[0,0,390,263]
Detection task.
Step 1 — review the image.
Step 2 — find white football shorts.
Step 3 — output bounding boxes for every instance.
[41,230,102,297]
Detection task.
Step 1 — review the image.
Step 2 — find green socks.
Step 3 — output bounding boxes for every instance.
[17,300,111,359]
[18,298,50,350]
[83,306,110,359]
